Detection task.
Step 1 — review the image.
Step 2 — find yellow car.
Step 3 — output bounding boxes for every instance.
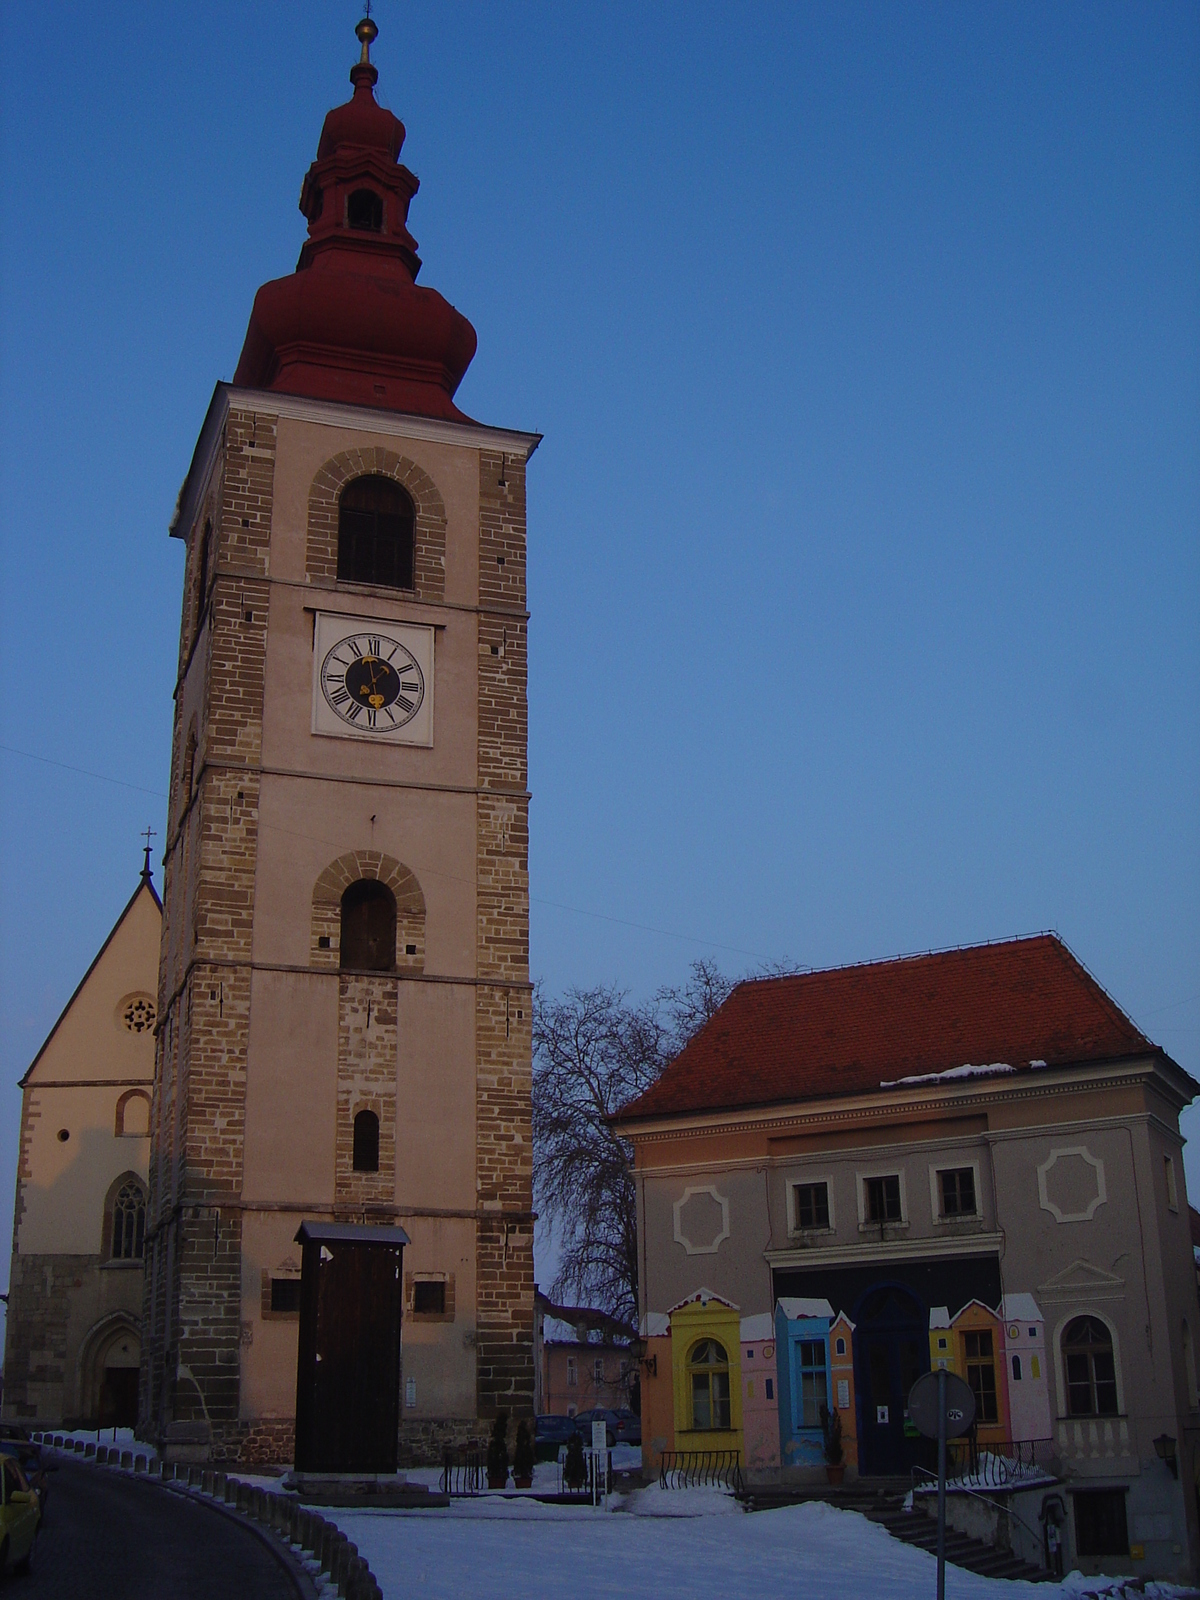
[0,1451,40,1574]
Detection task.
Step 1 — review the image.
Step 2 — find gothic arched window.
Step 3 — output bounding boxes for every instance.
[110,1179,146,1261]
[347,188,383,232]
[1063,1316,1119,1416]
[340,879,397,971]
[353,1109,380,1173]
[337,476,414,590]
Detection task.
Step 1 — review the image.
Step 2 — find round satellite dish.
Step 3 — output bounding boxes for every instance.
[907,1370,976,1440]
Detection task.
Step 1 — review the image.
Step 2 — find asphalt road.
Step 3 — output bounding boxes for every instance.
[9,1457,302,1599]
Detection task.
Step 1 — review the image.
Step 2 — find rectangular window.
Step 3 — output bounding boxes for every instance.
[1073,1490,1129,1558]
[270,1278,301,1314]
[567,1358,578,1386]
[765,1378,774,1401]
[963,1330,998,1423]
[593,1357,604,1382]
[939,1167,977,1217]
[1165,1155,1179,1211]
[794,1182,830,1230]
[865,1175,902,1223]
[413,1280,445,1315]
[797,1339,828,1428]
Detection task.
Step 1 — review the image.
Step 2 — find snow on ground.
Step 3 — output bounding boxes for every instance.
[327,1487,1193,1600]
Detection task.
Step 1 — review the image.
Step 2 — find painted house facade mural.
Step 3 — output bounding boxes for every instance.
[615,936,1200,1585]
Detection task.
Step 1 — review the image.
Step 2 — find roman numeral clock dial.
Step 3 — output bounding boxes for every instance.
[311,613,434,746]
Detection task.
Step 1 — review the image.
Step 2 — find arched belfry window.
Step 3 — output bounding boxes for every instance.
[340,879,397,971]
[347,188,383,232]
[337,475,415,590]
[1063,1316,1119,1417]
[110,1179,146,1261]
[353,1110,380,1173]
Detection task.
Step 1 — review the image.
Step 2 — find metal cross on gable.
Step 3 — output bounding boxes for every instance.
[141,824,157,882]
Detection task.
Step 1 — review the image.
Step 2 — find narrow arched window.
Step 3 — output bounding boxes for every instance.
[340,879,396,971]
[337,476,414,590]
[347,188,383,232]
[353,1109,380,1173]
[111,1180,146,1261]
[1063,1317,1118,1416]
[196,519,212,626]
[1011,1353,1022,1382]
[688,1338,731,1430]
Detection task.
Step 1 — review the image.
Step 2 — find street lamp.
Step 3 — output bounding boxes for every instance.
[1152,1434,1178,1479]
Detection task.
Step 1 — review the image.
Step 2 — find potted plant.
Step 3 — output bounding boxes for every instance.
[563,1428,586,1493]
[486,1412,510,1490]
[820,1402,845,1485]
[512,1420,535,1489]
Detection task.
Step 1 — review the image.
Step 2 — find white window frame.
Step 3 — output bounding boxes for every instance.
[1050,1307,1126,1420]
[929,1159,982,1224]
[857,1167,908,1231]
[787,1173,836,1236]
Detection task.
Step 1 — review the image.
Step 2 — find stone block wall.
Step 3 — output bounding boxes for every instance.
[474,450,534,1421]
[144,406,276,1451]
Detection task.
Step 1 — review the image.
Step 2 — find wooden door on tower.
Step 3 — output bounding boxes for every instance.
[293,1221,409,1474]
[853,1284,930,1476]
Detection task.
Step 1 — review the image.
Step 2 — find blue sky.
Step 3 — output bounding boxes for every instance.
[1,1,1197,1305]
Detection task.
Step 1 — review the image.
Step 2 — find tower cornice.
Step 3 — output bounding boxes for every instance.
[170,382,540,541]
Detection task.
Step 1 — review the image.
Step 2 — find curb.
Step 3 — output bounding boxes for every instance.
[34,1435,385,1600]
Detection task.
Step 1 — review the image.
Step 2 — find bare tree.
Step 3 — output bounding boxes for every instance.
[532,961,736,1326]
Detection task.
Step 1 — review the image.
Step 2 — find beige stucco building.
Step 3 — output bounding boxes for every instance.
[616,936,1199,1584]
[142,23,537,1464]
[3,865,160,1427]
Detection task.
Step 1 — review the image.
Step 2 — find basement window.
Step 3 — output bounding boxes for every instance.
[413,1280,445,1315]
[1072,1489,1129,1558]
[270,1278,301,1314]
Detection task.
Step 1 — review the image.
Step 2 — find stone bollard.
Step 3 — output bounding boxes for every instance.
[134,1455,147,1473]
[84,1443,96,1458]
[74,1440,85,1453]
[319,1524,339,1573]
[237,1482,251,1514]
[120,1450,133,1469]
[225,1477,238,1505]
[214,1471,226,1499]
[201,1469,213,1495]
[96,1447,108,1464]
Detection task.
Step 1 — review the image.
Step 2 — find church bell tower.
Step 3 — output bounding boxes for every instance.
[144,17,537,1462]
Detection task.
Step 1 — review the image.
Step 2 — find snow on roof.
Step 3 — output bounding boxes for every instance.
[776,1298,834,1322]
[668,1288,739,1314]
[880,1062,1015,1088]
[739,1313,774,1343]
[999,1293,1043,1323]
[640,1312,670,1338]
[929,1306,951,1329]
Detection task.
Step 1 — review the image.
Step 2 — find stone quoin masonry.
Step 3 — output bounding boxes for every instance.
[141,17,539,1464]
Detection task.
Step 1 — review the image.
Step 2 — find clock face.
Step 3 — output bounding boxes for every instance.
[320,632,425,731]
[311,612,434,746]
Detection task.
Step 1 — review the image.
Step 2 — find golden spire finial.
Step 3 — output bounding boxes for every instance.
[356,5,378,65]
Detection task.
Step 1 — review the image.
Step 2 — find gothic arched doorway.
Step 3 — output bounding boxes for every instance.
[852,1283,930,1476]
[80,1317,141,1429]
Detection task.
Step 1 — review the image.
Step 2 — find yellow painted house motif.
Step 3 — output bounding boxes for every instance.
[668,1291,744,1457]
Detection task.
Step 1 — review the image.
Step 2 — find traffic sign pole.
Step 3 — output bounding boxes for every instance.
[936,1366,946,1600]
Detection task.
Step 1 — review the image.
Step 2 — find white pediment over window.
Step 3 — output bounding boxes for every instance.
[1036,1257,1125,1302]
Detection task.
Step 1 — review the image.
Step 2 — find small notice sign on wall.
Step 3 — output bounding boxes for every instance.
[837,1379,850,1410]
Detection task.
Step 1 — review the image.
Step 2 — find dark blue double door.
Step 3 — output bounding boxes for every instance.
[854,1285,931,1476]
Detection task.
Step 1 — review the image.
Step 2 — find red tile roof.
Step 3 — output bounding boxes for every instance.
[614,935,1166,1124]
